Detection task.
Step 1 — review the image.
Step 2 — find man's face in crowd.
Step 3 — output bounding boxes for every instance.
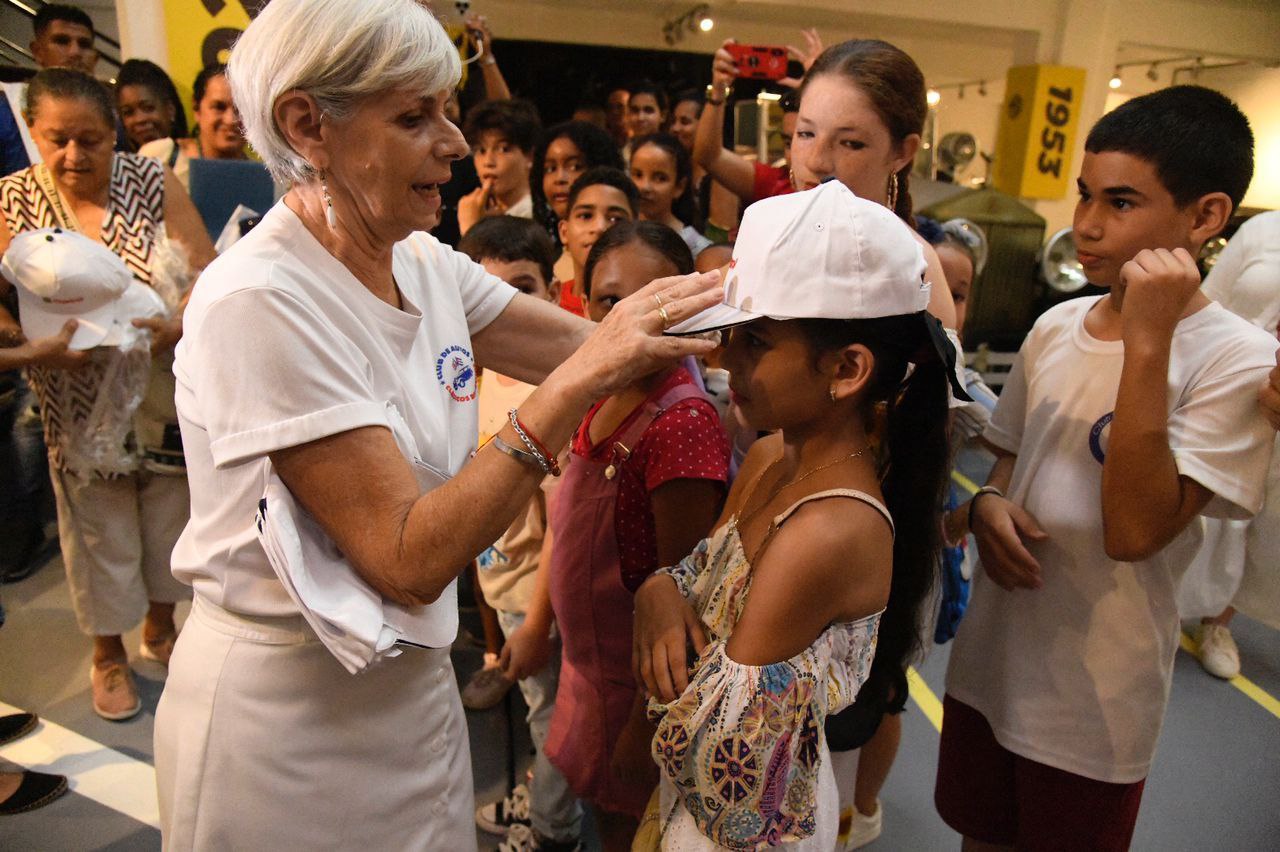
[32,20,98,75]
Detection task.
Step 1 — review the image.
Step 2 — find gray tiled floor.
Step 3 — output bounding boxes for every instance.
[2,547,1278,850]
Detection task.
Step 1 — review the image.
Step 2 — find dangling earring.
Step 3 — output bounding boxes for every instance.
[321,169,336,229]
[829,386,838,404]
[886,171,899,212]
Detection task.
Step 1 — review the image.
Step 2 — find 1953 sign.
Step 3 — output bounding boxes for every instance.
[993,65,1087,200]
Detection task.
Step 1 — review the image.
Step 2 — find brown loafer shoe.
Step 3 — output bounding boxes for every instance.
[90,662,141,721]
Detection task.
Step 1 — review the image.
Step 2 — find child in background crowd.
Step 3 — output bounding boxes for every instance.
[529,121,627,284]
[531,121,625,244]
[459,99,542,235]
[921,217,999,645]
[624,81,668,143]
[629,132,712,260]
[545,221,729,851]
[938,86,1278,851]
[632,181,961,850]
[458,217,583,852]
[555,167,638,318]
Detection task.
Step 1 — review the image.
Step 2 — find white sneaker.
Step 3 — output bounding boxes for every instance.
[1198,624,1241,680]
[476,783,530,835]
[498,823,583,852]
[846,799,882,849]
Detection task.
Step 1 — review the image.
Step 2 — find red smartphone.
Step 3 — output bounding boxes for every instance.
[726,44,789,81]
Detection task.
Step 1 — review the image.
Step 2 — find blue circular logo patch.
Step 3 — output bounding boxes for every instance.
[436,344,476,403]
[1088,411,1113,464]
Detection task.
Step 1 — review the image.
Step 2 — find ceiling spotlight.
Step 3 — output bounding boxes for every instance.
[1146,62,1159,81]
[927,89,941,107]
[1109,69,1122,89]
[699,15,715,31]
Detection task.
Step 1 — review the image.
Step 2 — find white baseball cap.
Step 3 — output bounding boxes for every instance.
[1,228,136,350]
[666,180,931,334]
[667,180,971,401]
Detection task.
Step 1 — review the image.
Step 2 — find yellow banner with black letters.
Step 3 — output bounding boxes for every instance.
[161,1,472,124]
[992,65,1088,200]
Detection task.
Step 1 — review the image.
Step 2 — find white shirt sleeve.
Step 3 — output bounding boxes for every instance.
[984,345,1028,455]
[190,286,390,468]
[1201,213,1280,334]
[1170,359,1276,520]
[410,233,518,335]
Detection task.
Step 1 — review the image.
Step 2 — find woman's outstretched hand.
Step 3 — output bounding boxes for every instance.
[633,574,708,703]
[561,270,723,403]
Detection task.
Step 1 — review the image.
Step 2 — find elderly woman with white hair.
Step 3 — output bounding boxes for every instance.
[151,1,721,848]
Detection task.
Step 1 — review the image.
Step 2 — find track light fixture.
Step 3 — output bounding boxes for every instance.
[663,4,713,45]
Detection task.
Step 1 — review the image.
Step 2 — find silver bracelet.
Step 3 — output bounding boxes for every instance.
[491,435,544,472]
[967,485,1005,532]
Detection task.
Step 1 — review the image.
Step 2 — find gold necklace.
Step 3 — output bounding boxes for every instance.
[736,445,869,532]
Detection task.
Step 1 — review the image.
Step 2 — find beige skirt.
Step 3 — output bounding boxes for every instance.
[155,596,476,851]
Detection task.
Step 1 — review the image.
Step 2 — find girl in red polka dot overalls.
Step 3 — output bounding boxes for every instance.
[544,221,731,850]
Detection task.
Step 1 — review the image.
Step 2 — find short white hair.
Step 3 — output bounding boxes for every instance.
[228,0,461,185]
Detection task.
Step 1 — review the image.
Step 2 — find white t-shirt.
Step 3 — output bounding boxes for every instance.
[946,295,1277,783]
[1202,210,1280,334]
[171,201,517,618]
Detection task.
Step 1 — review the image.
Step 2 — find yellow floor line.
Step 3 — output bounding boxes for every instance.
[1178,633,1280,721]
[907,667,944,732]
[951,470,981,496]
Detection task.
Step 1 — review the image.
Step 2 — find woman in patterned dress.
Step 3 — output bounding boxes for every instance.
[0,68,216,720]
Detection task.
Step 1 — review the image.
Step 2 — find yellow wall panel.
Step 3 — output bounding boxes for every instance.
[992,65,1087,200]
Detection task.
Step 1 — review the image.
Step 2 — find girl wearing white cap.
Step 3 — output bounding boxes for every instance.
[632,180,965,849]
[787,39,963,846]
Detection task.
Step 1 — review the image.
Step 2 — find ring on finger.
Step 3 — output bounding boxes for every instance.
[653,293,665,309]
[657,305,672,328]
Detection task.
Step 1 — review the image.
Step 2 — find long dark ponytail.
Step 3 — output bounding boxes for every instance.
[796,314,950,728]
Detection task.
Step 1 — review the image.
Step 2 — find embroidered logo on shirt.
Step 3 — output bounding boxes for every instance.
[436,345,477,403]
[1089,411,1113,464]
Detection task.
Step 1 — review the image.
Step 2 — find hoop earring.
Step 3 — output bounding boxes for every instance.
[886,171,899,212]
[321,170,336,229]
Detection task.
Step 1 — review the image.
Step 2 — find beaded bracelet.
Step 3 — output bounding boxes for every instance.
[507,408,562,476]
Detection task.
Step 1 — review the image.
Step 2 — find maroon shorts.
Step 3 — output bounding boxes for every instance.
[935,695,1146,851]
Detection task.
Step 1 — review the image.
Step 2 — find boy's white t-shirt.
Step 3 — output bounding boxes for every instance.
[171,201,517,619]
[946,295,1277,783]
